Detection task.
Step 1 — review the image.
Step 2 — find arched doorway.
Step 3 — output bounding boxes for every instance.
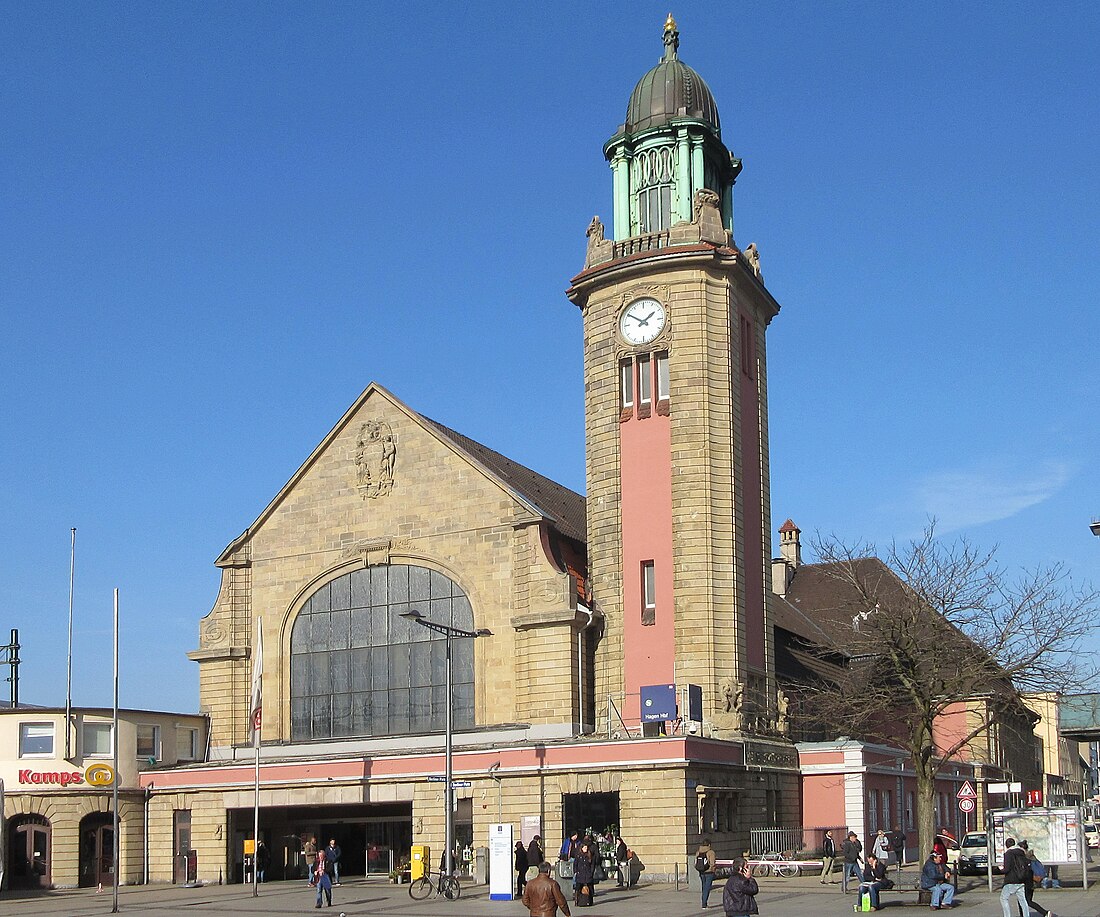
[79,812,115,888]
[8,814,51,889]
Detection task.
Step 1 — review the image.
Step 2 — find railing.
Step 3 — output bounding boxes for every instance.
[612,230,670,259]
[749,827,803,855]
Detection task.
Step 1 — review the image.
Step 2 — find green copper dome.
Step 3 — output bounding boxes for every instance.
[625,15,721,137]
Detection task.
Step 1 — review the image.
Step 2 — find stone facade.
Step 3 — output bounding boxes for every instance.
[568,215,783,731]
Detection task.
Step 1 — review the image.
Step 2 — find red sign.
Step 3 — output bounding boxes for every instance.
[956,780,978,799]
[1026,789,1043,807]
[19,769,84,786]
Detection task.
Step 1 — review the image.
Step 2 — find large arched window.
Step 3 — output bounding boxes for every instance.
[290,564,475,741]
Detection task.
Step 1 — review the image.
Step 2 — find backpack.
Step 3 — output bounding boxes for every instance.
[695,851,709,873]
[1032,858,1046,881]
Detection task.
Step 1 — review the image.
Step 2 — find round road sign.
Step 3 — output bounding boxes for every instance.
[958,797,975,813]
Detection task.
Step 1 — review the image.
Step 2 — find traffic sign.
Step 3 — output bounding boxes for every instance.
[959,798,976,813]
[956,780,977,800]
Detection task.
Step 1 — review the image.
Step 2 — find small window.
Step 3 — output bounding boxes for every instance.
[637,354,652,404]
[177,726,199,761]
[83,722,113,758]
[656,352,670,400]
[19,722,55,757]
[136,724,160,761]
[620,359,634,408]
[740,315,754,378]
[641,561,656,626]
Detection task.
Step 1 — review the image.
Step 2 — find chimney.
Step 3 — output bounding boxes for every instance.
[778,519,801,568]
[771,557,792,596]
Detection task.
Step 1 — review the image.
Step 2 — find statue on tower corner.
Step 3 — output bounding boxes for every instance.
[744,242,763,280]
[584,215,613,268]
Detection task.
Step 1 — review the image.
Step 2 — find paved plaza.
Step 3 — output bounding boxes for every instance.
[1,867,1098,917]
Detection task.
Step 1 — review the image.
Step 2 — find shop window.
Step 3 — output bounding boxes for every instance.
[290,564,475,741]
[19,722,54,757]
[641,561,656,626]
[82,722,112,758]
[137,724,160,761]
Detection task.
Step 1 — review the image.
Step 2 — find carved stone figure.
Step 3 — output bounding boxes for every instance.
[744,242,762,279]
[719,678,745,730]
[692,188,721,222]
[355,420,397,499]
[776,687,790,736]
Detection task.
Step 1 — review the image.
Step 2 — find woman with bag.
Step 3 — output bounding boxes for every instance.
[573,840,595,907]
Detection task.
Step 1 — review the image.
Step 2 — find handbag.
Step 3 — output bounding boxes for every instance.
[593,863,606,883]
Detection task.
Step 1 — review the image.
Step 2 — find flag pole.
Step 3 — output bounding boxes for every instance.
[251,616,263,898]
[112,588,120,914]
[65,528,75,760]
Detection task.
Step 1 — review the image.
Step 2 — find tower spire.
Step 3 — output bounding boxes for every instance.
[662,12,679,61]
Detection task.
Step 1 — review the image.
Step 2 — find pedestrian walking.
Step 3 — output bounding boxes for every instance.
[820,830,836,884]
[1001,839,1031,917]
[515,840,530,896]
[325,838,342,885]
[722,857,759,917]
[694,837,717,907]
[522,861,571,916]
[841,831,863,893]
[1018,841,1057,917]
[304,835,318,885]
[313,848,333,908]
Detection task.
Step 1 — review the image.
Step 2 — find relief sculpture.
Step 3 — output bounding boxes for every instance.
[355,420,397,499]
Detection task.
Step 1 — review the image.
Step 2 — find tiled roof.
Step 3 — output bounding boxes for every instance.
[779,518,800,533]
[422,418,587,545]
[782,557,907,651]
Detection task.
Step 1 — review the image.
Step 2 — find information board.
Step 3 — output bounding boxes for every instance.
[991,807,1082,866]
[488,822,514,901]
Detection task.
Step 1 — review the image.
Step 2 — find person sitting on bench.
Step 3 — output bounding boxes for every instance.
[860,854,893,910]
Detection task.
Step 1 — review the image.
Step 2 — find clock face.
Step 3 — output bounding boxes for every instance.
[619,297,667,345]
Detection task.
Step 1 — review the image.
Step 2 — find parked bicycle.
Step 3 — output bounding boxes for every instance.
[408,867,462,900]
[752,850,800,878]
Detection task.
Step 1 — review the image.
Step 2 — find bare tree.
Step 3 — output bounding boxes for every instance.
[803,523,1098,857]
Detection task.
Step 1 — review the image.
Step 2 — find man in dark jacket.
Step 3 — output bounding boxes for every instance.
[1001,839,1031,917]
[722,857,759,917]
[325,838,342,885]
[841,832,864,893]
[821,830,837,884]
[889,827,907,866]
[921,851,955,909]
[527,835,545,869]
[522,861,571,917]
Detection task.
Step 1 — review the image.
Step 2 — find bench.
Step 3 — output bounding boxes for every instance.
[856,873,939,907]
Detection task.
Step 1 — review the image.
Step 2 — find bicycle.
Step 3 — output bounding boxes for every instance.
[408,867,462,900]
[755,850,800,878]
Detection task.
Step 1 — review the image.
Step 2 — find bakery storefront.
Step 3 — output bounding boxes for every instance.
[1,707,207,889]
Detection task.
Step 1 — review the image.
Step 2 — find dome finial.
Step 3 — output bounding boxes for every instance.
[662,12,679,62]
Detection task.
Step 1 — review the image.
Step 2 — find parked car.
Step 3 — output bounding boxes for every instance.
[958,831,998,874]
[1084,823,1099,849]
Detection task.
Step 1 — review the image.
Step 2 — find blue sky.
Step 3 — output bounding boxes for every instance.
[3,2,1097,712]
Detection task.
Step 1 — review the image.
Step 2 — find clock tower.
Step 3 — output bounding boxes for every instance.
[568,15,782,733]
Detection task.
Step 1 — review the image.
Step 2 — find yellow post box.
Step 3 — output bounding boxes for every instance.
[411,844,430,880]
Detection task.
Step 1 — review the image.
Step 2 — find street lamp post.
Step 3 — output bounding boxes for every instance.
[400,609,491,881]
